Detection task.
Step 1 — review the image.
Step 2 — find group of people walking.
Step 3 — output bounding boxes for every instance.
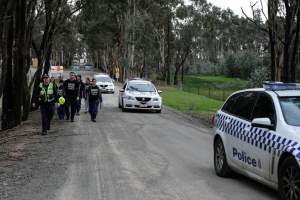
[35,72,103,135]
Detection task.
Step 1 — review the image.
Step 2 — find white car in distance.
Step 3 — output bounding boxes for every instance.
[94,74,115,93]
[119,80,162,113]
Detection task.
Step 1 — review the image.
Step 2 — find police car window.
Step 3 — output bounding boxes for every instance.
[222,93,241,114]
[252,93,276,124]
[231,92,258,120]
[280,97,300,126]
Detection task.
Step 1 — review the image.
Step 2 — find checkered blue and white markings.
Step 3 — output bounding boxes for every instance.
[216,112,300,160]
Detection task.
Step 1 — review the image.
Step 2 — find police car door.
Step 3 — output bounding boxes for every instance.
[224,92,258,169]
[245,92,276,180]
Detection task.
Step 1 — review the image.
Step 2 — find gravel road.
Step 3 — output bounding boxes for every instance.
[0,85,279,200]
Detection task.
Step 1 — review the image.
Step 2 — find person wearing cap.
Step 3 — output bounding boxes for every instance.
[36,74,57,135]
[57,80,65,120]
[88,78,102,122]
[63,72,80,122]
[76,74,85,116]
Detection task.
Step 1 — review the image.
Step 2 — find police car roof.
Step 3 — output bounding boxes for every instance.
[128,79,151,84]
[95,73,109,77]
[273,90,300,97]
[236,88,300,97]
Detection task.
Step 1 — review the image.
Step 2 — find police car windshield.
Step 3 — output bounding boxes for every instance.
[95,76,112,83]
[280,97,300,126]
[127,83,156,92]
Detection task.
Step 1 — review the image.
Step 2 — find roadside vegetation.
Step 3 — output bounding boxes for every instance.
[182,75,248,101]
[160,87,223,123]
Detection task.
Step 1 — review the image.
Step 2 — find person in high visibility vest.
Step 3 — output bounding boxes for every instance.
[37,74,57,135]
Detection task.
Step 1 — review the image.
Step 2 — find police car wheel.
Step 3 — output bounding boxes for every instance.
[278,157,300,200]
[214,137,231,177]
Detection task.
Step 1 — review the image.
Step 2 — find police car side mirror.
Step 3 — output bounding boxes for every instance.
[252,118,275,130]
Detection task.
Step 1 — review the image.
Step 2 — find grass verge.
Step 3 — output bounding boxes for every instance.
[182,75,248,101]
[160,87,223,124]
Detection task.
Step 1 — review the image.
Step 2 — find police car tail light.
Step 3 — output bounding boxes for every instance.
[263,81,300,91]
[211,114,216,128]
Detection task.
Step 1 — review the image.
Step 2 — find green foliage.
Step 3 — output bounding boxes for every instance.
[160,87,222,113]
[224,51,264,79]
[182,75,248,101]
[248,67,271,88]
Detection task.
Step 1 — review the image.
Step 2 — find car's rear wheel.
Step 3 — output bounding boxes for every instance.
[214,137,231,177]
[279,156,300,200]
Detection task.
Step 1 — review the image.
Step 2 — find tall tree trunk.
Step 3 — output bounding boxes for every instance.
[2,6,15,129]
[166,12,171,85]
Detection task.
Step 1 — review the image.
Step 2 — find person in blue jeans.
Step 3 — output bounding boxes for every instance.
[76,74,85,116]
[63,72,79,122]
[88,78,102,122]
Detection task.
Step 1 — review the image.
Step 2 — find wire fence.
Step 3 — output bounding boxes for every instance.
[181,86,237,101]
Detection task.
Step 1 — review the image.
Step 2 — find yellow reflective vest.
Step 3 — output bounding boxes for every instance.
[39,82,55,102]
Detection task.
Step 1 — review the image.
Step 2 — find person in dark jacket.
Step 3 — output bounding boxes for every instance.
[63,72,79,122]
[88,78,102,122]
[57,80,65,120]
[76,74,85,115]
[83,77,91,113]
[36,74,57,135]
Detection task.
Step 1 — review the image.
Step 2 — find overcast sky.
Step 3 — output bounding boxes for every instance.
[184,0,268,17]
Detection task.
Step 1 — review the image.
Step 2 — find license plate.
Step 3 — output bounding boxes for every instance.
[140,104,148,108]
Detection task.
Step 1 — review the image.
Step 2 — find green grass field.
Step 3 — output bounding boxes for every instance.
[160,87,223,123]
[182,75,249,101]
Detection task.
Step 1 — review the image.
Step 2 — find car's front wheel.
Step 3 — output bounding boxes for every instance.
[214,137,231,177]
[121,99,127,112]
[278,156,300,200]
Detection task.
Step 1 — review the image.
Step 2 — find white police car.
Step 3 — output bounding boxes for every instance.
[94,74,115,93]
[118,79,162,113]
[213,82,300,200]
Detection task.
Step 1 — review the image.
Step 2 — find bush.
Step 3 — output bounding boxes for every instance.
[224,51,262,80]
[248,66,271,88]
[188,62,224,75]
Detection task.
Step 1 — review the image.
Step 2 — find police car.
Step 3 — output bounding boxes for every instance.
[119,79,162,113]
[213,82,300,200]
[94,74,115,93]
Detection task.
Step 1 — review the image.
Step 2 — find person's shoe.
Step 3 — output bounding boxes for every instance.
[66,117,69,121]
[71,119,74,122]
[41,131,47,135]
[76,112,80,116]
[92,119,96,122]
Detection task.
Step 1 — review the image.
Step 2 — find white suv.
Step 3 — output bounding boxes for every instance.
[213,82,300,200]
[119,80,162,113]
[94,74,115,93]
